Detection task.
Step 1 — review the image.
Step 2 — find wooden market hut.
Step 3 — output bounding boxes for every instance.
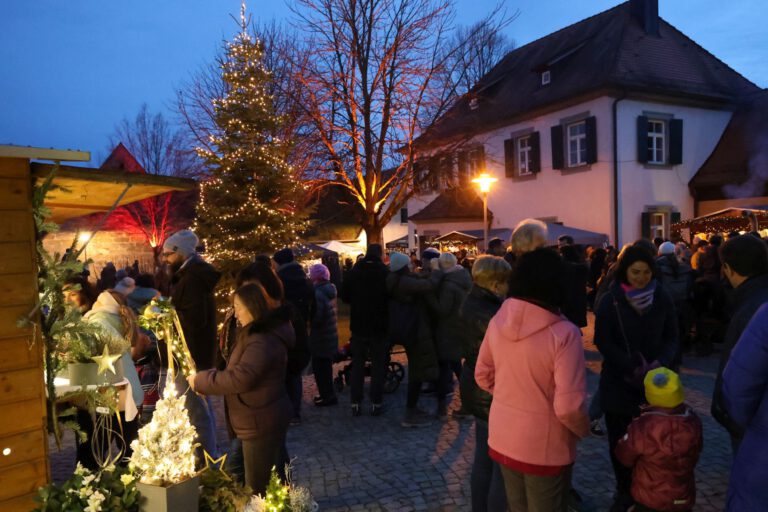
[0,145,195,511]
[671,207,768,240]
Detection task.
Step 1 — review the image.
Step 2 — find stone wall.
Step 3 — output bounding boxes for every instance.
[42,230,157,279]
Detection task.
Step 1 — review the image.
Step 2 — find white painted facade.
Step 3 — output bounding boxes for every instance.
[407,95,733,247]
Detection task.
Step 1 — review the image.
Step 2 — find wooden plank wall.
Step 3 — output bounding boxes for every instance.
[0,157,49,511]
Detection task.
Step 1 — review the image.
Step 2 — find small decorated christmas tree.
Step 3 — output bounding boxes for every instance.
[128,374,198,486]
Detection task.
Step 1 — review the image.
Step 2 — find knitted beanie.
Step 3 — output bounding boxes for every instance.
[273,248,295,265]
[309,263,330,282]
[389,252,410,272]
[163,230,199,258]
[422,247,440,261]
[658,241,676,256]
[644,367,684,409]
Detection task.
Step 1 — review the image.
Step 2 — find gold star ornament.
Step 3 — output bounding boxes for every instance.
[203,450,230,478]
[91,345,121,376]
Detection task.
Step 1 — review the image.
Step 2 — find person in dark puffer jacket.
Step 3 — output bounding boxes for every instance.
[457,255,511,512]
[431,252,472,419]
[190,284,293,495]
[309,264,339,406]
[722,302,768,511]
[616,368,702,512]
[274,248,314,424]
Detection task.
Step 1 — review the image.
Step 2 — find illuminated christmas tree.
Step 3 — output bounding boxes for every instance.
[128,375,198,486]
[194,3,310,282]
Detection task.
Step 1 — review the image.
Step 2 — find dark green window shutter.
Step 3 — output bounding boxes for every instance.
[474,145,486,172]
[428,156,439,191]
[458,151,469,185]
[551,125,564,170]
[641,212,651,239]
[669,119,683,165]
[504,139,515,177]
[637,116,649,163]
[671,211,681,225]
[400,207,408,223]
[585,116,597,164]
[530,131,541,173]
[413,160,422,194]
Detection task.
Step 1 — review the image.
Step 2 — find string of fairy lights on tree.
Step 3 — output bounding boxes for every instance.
[194,1,310,299]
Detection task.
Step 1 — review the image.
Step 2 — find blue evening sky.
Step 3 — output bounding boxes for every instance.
[0,0,765,165]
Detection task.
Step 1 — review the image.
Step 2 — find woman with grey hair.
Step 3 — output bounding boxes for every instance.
[457,255,511,511]
[510,218,548,256]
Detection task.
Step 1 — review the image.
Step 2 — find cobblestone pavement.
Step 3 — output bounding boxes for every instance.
[50,314,732,511]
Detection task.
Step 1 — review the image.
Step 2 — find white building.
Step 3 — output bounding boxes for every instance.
[407,0,760,249]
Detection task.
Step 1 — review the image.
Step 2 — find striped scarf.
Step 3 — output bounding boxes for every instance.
[621,280,657,314]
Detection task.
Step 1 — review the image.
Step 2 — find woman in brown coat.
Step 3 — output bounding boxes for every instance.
[188,283,294,494]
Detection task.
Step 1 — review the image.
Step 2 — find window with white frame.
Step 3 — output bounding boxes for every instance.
[647,120,666,164]
[517,135,532,176]
[650,212,666,239]
[567,121,587,167]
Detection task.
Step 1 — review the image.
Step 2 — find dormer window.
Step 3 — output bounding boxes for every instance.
[541,70,551,85]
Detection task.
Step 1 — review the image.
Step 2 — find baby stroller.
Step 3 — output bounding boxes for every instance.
[333,342,405,394]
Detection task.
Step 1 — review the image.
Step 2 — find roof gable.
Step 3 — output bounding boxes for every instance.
[416,1,759,149]
[100,143,147,174]
[690,90,768,201]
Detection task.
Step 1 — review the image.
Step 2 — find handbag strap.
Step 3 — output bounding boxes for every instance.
[611,292,633,356]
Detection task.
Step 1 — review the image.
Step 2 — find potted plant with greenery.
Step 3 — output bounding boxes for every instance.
[34,462,140,511]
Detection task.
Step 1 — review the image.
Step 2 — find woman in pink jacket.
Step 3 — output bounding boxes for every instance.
[476,248,590,511]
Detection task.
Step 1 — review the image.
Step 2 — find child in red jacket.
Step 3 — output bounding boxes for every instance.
[615,368,703,512]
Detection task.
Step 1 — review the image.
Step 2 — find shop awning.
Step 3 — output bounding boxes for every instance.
[672,208,768,235]
[31,163,197,223]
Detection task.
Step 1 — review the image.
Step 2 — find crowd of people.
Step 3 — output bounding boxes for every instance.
[62,222,768,511]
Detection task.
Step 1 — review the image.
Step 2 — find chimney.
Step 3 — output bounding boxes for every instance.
[630,0,659,36]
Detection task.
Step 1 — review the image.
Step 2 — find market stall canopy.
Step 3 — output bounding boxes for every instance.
[672,208,768,235]
[456,223,607,247]
[318,240,364,254]
[543,222,608,247]
[31,163,197,223]
[385,235,409,248]
[434,231,480,243]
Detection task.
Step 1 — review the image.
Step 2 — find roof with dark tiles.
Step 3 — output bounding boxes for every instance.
[408,187,492,222]
[415,0,759,149]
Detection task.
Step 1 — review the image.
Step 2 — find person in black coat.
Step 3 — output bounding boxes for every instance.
[593,246,678,512]
[560,244,588,328]
[274,248,314,424]
[340,244,390,416]
[457,256,511,512]
[711,235,768,453]
[163,229,222,459]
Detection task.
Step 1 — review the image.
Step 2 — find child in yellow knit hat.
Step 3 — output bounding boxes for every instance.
[615,368,703,512]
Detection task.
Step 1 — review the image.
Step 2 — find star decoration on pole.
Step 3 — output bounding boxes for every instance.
[91,345,121,376]
[203,450,229,479]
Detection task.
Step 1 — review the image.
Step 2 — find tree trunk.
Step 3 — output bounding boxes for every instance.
[363,221,383,246]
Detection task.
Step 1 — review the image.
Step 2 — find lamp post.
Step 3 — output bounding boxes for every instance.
[471,173,497,252]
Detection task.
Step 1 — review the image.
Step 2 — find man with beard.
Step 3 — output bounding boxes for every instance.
[162,229,221,459]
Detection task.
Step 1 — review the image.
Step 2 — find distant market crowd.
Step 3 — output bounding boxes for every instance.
[63,222,768,511]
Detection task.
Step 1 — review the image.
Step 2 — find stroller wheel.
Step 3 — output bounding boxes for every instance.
[383,362,405,393]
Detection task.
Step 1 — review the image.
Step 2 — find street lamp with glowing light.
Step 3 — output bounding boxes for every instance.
[78,232,91,243]
[471,173,497,252]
